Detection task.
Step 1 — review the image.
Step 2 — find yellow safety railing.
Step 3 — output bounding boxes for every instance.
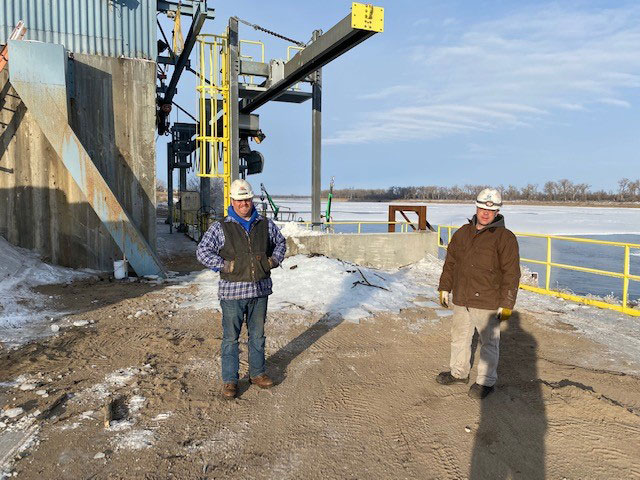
[296,221,413,233]
[196,33,231,212]
[437,225,640,317]
[239,39,265,86]
[240,39,265,62]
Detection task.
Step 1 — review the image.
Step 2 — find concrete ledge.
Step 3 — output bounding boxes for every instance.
[285,232,439,270]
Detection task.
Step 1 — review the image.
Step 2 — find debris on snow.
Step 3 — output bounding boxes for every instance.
[1,409,23,420]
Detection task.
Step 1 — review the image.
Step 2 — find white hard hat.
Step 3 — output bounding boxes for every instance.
[475,188,502,210]
[230,179,254,200]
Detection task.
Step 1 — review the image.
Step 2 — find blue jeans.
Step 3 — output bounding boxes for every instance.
[219,297,268,384]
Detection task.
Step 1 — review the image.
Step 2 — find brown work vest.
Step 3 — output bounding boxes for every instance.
[219,218,272,282]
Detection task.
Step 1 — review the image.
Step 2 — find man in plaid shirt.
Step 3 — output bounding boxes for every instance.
[196,179,286,399]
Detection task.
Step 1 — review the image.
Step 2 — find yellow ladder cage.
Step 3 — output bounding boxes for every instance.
[196,33,231,213]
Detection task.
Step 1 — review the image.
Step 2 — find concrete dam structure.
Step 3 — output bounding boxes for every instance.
[0,0,159,273]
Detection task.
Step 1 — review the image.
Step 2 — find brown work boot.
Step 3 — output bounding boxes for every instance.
[250,374,274,389]
[435,371,469,385]
[222,383,237,399]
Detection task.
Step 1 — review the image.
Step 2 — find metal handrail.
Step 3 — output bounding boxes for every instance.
[239,39,265,62]
[437,225,640,317]
[287,46,305,91]
[296,220,416,234]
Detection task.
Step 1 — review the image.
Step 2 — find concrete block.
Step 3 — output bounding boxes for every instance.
[286,232,439,270]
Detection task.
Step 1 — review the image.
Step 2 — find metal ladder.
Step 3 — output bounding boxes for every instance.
[196,32,232,214]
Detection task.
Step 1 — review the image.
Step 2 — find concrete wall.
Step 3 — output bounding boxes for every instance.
[0,54,156,270]
[286,232,439,270]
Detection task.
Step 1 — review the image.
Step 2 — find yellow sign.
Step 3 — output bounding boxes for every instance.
[351,3,384,33]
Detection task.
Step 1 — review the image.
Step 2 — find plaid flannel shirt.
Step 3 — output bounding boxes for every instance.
[196,215,286,300]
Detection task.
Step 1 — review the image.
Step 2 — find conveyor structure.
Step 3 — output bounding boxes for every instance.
[161,2,384,235]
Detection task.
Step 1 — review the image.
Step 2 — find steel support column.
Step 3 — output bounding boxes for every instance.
[200,177,211,210]
[167,143,174,233]
[229,17,240,182]
[178,167,187,230]
[311,30,322,229]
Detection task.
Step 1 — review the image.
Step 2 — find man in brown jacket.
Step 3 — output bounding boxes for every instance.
[436,188,520,399]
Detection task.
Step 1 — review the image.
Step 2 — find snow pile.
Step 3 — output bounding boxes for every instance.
[0,236,93,344]
[276,221,323,238]
[183,255,434,322]
[270,256,430,321]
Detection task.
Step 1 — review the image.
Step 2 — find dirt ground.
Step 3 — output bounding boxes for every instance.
[1,248,640,479]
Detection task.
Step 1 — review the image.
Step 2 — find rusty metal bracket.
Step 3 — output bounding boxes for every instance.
[388,205,434,233]
[8,40,165,277]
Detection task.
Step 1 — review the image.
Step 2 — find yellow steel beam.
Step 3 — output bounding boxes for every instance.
[351,2,384,32]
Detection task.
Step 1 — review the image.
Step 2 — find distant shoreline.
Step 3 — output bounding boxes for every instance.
[271,196,640,209]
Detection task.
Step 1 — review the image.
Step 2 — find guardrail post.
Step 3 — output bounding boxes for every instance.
[623,245,630,313]
[545,237,552,291]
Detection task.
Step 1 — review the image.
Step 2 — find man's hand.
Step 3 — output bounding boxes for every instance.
[439,291,450,308]
[222,260,235,274]
[268,257,278,269]
[497,307,512,321]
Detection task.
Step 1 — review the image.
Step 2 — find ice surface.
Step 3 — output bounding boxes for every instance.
[277,200,640,235]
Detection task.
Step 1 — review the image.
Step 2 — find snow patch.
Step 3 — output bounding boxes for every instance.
[116,429,154,450]
[0,236,94,345]
[186,255,430,322]
[76,366,148,403]
[0,412,40,477]
[276,221,323,238]
[151,412,172,422]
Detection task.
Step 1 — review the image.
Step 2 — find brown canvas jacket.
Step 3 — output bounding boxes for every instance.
[438,214,520,310]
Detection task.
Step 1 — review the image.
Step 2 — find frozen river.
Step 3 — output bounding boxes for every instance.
[273,199,640,303]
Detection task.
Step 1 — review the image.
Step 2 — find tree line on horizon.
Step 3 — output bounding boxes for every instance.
[322,178,640,203]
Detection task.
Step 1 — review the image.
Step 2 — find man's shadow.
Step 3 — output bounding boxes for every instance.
[236,312,343,397]
[269,313,343,383]
[469,312,547,479]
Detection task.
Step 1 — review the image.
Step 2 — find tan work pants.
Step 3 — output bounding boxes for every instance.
[449,304,500,387]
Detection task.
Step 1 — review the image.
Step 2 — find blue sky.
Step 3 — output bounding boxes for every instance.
[158,0,640,195]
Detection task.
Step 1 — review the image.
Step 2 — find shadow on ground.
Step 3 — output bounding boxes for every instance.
[470,312,547,479]
[235,260,387,398]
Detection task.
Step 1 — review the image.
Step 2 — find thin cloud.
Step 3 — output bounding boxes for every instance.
[357,84,418,100]
[559,103,587,111]
[597,97,631,108]
[326,4,640,145]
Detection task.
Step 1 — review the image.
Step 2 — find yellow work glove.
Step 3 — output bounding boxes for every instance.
[497,307,512,321]
[439,291,450,308]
